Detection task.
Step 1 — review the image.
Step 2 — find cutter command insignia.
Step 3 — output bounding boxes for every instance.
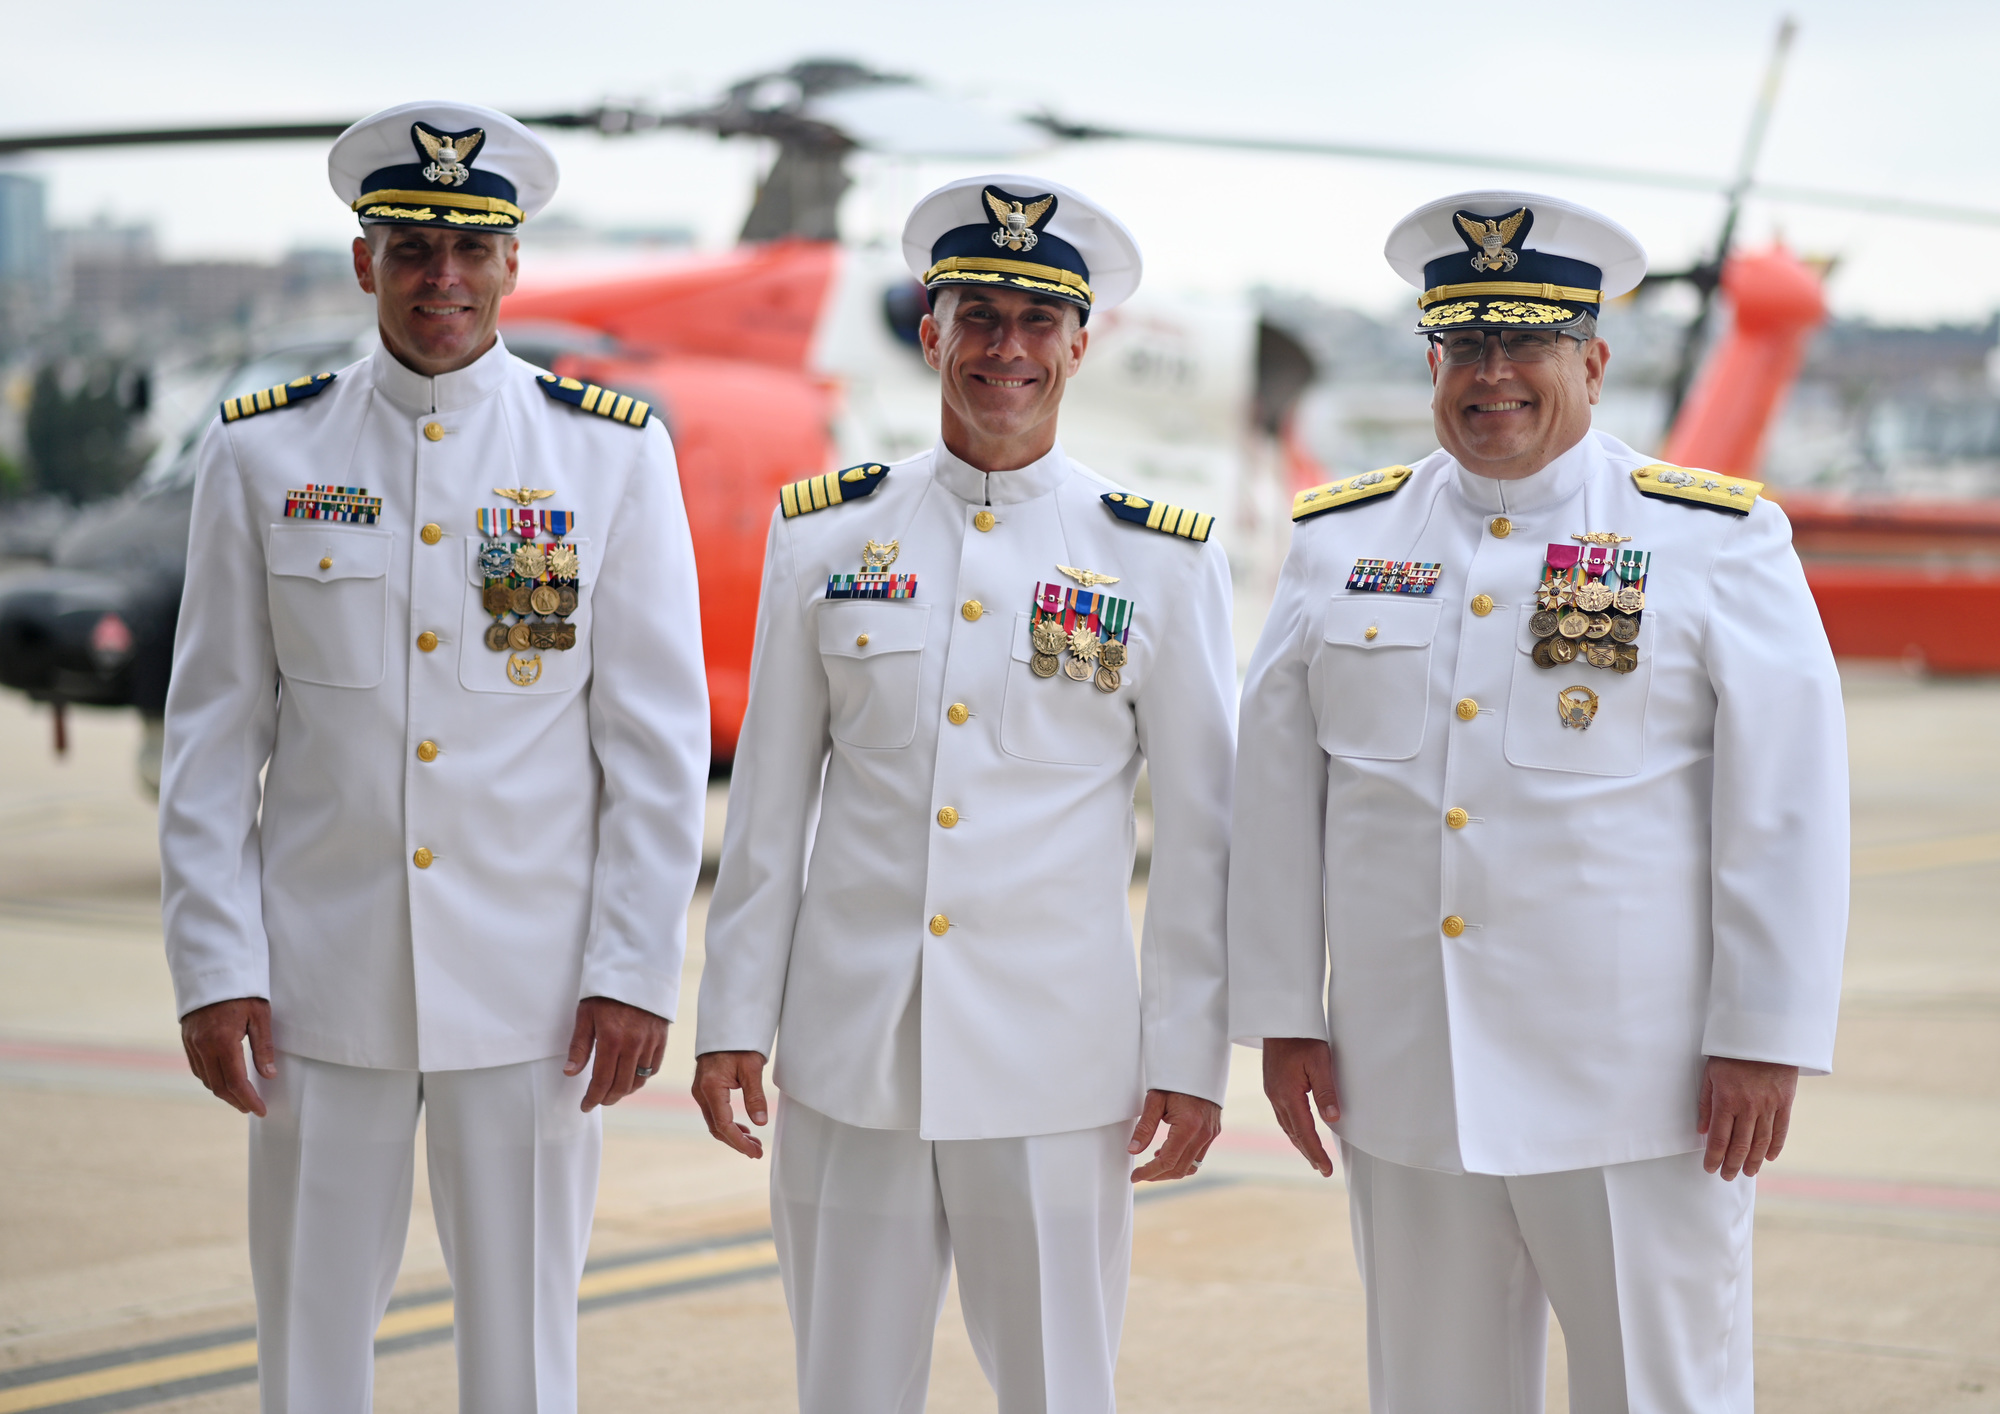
[1100,493,1213,542]
[1631,463,1762,515]
[534,374,653,427]
[1292,466,1414,522]
[781,464,889,519]
[220,373,336,423]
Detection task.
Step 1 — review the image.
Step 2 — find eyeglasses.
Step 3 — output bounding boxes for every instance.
[1428,330,1585,366]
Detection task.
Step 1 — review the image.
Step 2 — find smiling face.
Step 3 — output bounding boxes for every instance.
[353,226,519,377]
[1429,329,1609,480]
[919,286,1089,472]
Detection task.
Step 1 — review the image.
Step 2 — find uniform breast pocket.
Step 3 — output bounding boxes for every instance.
[819,601,930,749]
[1000,611,1138,767]
[458,537,595,695]
[265,524,391,689]
[1310,597,1440,761]
[1502,601,1654,776]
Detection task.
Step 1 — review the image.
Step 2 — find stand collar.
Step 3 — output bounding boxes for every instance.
[930,438,1073,506]
[1449,431,1597,515]
[369,332,514,415]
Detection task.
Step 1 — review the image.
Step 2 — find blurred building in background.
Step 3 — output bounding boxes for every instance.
[1267,290,2000,498]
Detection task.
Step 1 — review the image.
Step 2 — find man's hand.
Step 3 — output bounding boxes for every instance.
[181,997,276,1116]
[564,997,668,1112]
[1128,1089,1221,1183]
[1263,1036,1340,1178]
[1698,1056,1799,1180]
[691,1051,769,1158]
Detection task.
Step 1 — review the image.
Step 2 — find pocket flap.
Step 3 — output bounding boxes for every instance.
[1323,596,1440,649]
[267,524,390,581]
[818,600,930,657]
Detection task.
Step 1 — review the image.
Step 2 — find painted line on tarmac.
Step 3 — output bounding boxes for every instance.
[1758,1331,2000,1372]
[0,1231,778,1414]
[1852,829,2000,876]
[0,1173,1233,1413]
[1759,1172,2000,1215]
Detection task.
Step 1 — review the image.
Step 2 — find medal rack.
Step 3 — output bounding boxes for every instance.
[1030,582,1132,693]
[477,509,583,666]
[1529,542,1648,673]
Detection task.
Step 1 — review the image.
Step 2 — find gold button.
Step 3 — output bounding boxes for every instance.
[1456,697,1479,721]
[1471,594,1494,617]
[1490,516,1512,538]
[1442,915,1466,937]
[974,510,996,532]
[421,523,443,545]
[417,631,439,653]
[929,914,951,936]
[319,556,333,570]
[416,740,439,763]
[413,847,434,869]
[937,806,959,829]
[856,634,870,647]
[961,599,983,622]
[1446,807,1469,829]
[423,421,444,442]
[1364,626,1379,641]
[947,703,970,725]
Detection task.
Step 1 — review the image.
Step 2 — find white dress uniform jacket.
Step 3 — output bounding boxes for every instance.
[698,442,1235,1139]
[1228,429,1848,1175]
[160,337,709,1071]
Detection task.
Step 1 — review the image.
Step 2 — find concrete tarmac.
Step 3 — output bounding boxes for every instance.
[0,671,1995,1412]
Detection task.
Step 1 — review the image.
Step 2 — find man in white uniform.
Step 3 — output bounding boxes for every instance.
[159,101,708,1413]
[1228,191,1848,1412]
[692,176,1235,1413]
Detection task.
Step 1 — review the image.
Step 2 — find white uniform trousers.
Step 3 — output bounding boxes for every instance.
[1343,1144,1755,1414]
[772,1096,1134,1414]
[248,1051,601,1414]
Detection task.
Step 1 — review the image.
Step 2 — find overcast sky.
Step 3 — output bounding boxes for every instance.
[4,0,1996,326]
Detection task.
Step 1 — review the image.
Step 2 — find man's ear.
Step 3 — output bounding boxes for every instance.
[919,311,943,372]
[352,235,376,295]
[1583,338,1610,405]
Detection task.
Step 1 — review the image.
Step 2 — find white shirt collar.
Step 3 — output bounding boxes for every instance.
[1448,430,1597,516]
[369,332,515,415]
[930,438,1074,506]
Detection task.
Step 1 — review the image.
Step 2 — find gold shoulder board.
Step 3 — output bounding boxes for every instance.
[534,373,653,428]
[1630,463,1762,516]
[1291,465,1413,522]
[1100,492,1213,542]
[781,463,889,518]
[220,372,336,423]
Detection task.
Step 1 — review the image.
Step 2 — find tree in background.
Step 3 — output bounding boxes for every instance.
[24,360,147,503]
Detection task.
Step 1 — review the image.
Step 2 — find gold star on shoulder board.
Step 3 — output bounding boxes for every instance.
[1057,564,1120,588]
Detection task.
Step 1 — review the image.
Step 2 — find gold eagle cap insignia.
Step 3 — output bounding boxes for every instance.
[1458,208,1528,274]
[1056,565,1120,588]
[415,126,482,186]
[985,189,1055,253]
[493,487,554,506]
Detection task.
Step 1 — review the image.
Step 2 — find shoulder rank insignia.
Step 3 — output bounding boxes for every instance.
[535,373,653,428]
[1630,463,1761,515]
[1292,466,1413,522]
[1101,493,1212,542]
[781,463,888,519]
[220,373,335,423]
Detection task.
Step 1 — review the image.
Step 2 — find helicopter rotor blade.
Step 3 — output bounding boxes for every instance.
[1026,101,2000,230]
[1661,15,1799,430]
